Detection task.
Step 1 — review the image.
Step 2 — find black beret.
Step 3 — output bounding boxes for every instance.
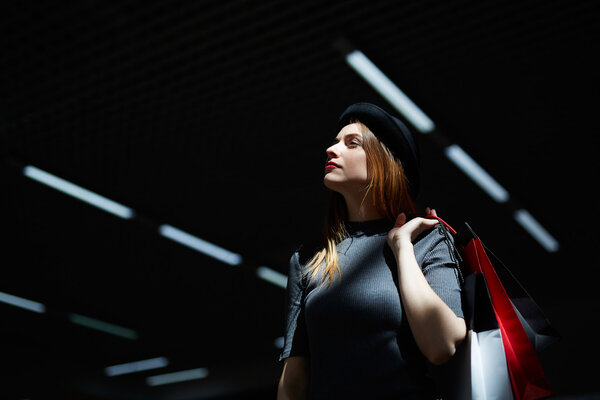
[337,102,420,197]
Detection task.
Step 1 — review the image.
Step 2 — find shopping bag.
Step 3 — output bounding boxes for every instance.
[432,217,555,400]
[472,329,514,400]
[440,217,560,353]
[461,225,553,400]
[433,273,514,400]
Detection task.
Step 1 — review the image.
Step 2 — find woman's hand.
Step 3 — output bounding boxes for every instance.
[387,207,439,254]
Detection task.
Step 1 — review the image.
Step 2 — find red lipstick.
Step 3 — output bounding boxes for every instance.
[325,161,338,170]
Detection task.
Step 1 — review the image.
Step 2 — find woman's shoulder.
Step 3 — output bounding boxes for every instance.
[415,224,447,244]
[413,224,455,262]
[286,241,319,290]
[291,239,320,266]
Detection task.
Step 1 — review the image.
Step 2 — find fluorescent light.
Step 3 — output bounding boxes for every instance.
[159,224,242,266]
[273,336,285,349]
[23,165,134,219]
[146,367,209,386]
[444,145,509,203]
[0,291,46,313]
[345,50,435,133]
[105,357,169,376]
[256,266,288,289]
[514,209,560,252]
[69,313,138,340]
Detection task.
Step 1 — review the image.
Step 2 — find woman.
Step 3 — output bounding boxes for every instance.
[277,103,466,399]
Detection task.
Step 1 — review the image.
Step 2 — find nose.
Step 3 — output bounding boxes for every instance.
[326,143,340,159]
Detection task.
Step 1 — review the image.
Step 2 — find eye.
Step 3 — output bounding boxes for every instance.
[349,139,361,147]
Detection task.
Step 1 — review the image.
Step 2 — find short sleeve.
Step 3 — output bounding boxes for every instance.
[279,251,310,361]
[420,227,464,319]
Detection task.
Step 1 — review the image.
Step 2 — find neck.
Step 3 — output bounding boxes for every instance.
[343,192,383,222]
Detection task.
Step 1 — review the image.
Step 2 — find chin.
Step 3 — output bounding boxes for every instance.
[323,175,338,190]
[323,177,347,195]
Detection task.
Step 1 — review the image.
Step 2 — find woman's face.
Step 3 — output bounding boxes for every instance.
[323,123,369,195]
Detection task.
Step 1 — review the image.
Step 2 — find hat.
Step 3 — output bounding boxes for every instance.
[337,102,420,197]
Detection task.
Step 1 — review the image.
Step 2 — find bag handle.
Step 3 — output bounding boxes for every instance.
[425,214,457,235]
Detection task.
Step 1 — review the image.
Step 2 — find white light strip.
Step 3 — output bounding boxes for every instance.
[273,336,285,349]
[0,291,46,313]
[23,165,134,219]
[105,357,169,376]
[69,313,139,340]
[514,209,559,252]
[444,145,510,203]
[345,50,435,133]
[159,224,243,266]
[146,367,209,386]
[256,266,288,289]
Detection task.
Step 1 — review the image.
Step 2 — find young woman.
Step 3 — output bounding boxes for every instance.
[277,103,466,400]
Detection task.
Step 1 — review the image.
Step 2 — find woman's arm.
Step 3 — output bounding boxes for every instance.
[387,212,467,365]
[277,356,309,400]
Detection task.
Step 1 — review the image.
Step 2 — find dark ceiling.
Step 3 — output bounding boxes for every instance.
[1,1,599,399]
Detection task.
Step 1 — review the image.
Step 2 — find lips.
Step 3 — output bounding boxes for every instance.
[325,161,339,169]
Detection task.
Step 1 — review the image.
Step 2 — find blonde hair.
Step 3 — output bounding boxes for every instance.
[305,122,416,285]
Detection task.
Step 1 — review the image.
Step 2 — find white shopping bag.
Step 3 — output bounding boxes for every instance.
[434,329,513,399]
[432,329,514,399]
[470,329,514,400]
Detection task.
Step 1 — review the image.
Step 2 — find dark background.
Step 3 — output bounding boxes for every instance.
[1,1,598,399]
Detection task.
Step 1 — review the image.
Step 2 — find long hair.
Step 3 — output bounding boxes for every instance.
[305,121,417,285]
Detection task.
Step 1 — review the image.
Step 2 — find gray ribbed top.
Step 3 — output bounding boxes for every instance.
[280,219,464,400]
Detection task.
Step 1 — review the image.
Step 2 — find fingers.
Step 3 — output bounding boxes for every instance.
[400,216,439,242]
[390,213,439,246]
[394,212,407,227]
[414,217,440,238]
[425,207,438,217]
[423,218,439,226]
